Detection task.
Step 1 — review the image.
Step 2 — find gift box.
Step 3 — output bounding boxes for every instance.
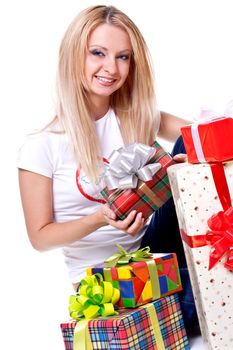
[181,116,233,163]
[101,141,175,220]
[167,161,233,349]
[86,247,182,308]
[60,293,190,350]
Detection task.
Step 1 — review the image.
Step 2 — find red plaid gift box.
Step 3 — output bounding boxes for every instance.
[60,293,189,350]
[101,141,175,220]
[87,249,182,308]
[181,116,233,164]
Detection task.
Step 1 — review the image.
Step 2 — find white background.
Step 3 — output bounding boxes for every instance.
[1,0,232,349]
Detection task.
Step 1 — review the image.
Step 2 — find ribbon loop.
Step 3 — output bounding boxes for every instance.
[71,273,120,350]
[104,243,153,268]
[104,143,160,190]
[207,206,233,270]
[224,206,233,223]
[69,274,120,321]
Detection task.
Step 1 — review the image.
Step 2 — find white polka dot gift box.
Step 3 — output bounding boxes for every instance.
[167,161,233,350]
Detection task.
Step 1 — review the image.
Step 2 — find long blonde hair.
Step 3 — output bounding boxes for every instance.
[54,5,159,180]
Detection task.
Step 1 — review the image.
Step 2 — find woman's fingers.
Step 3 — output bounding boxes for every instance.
[115,210,138,229]
[101,204,146,235]
[126,212,145,236]
[173,153,187,163]
[102,204,117,220]
[108,210,145,236]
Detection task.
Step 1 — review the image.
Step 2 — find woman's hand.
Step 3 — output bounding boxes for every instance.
[101,204,145,236]
[173,153,187,163]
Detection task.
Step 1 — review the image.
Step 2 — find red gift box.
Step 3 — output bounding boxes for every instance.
[181,116,233,163]
[101,141,175,220]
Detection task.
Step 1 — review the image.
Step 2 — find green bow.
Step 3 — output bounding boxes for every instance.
[69,273,120,320]
[104,244,153,268]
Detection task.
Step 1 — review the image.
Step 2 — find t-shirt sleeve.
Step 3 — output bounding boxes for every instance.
[16,132,55,178]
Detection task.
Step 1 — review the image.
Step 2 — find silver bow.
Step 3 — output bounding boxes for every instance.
[104,143,162,190]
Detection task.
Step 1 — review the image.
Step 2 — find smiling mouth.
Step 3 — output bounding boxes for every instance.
[95,76,116,84]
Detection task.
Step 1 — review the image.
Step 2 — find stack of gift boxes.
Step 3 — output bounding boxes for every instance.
[60,141,190,350]
[61,250,189,350]
[167,116,233,350]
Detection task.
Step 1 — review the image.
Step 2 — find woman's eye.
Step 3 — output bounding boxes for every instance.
[90,49,104,57]
[117,54,130,61]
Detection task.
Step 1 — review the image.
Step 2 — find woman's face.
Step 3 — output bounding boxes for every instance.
[84,23,132,104]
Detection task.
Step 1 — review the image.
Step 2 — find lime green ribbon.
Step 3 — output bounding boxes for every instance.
[69,273,120,320]
[104,243,153,268]
[74,319,92,350]
[141,303,165,350]
[70,274,121,350]
[104,244,161,303]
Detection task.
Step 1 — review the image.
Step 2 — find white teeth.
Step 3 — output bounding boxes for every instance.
[97,76,114,83]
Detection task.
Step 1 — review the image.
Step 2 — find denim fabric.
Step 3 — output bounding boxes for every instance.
[140,136,200,334]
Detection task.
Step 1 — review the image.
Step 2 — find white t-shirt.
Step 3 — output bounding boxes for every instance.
[17,109,146,283]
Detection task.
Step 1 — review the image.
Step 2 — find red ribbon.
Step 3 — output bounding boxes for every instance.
[181,162,233,271]
[210,163,231,211]
[206,207,233,270]
[207,163,233,270]
[180,229,207,248]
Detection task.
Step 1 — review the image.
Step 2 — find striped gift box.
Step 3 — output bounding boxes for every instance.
[101,141,175,220]
[60,293,189,350]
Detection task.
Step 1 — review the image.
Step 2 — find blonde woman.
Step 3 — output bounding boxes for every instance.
[17,5,198,334]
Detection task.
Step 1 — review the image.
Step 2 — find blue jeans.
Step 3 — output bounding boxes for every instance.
[140,136,199,334]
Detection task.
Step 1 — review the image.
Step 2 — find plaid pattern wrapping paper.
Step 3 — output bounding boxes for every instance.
[61,293,189,350]
[101,141,175,220]
[86,253,182,308]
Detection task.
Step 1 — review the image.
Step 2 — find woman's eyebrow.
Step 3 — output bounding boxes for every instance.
[89,45,132,54]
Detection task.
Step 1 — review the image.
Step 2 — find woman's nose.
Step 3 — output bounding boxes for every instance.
[103,57,118,74]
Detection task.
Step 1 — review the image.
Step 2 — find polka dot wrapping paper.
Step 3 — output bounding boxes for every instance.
[168,162,233,349]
